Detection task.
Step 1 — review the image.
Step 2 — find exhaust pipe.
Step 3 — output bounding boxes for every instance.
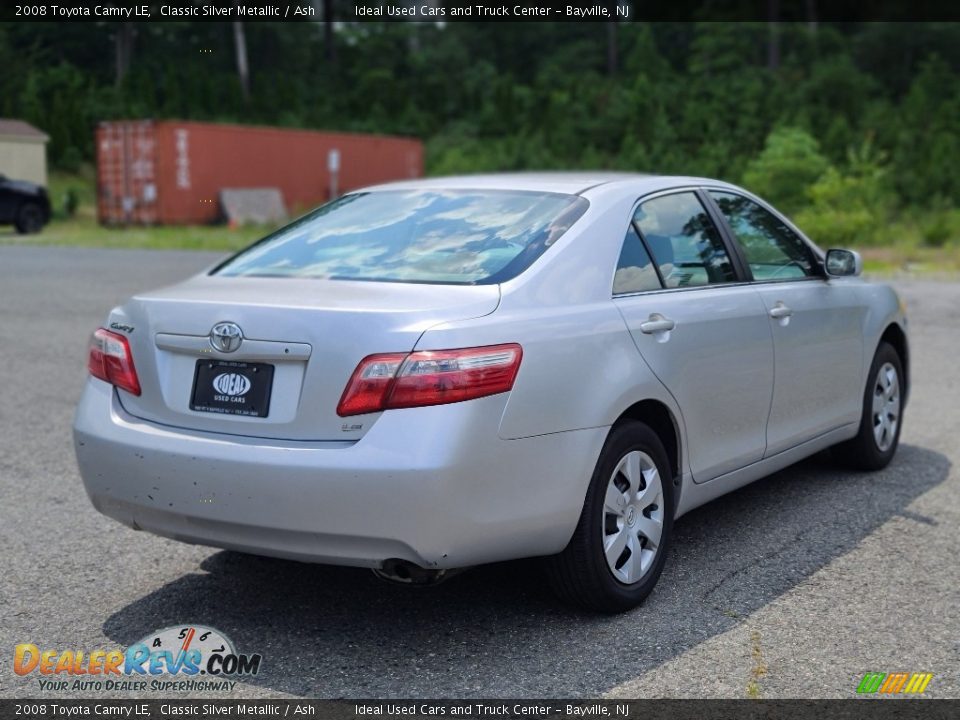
[372,559,461,586]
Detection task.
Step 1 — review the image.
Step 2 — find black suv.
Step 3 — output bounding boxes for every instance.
[0,174,51,233]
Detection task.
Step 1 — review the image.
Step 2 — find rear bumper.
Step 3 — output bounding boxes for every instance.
[73,380,606,569]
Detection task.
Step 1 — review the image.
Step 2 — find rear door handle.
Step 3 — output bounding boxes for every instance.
[769,302,793,319]
[639,314,676,334]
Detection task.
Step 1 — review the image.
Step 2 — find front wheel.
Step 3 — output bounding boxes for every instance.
[545,420,674,613]
[15,202,46,234]
[832,341,904,471]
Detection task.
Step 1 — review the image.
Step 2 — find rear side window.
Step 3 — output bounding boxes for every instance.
[213,190,589,285]
[709,191,816,280]
[633,192,736,288]
[613,226,662,295]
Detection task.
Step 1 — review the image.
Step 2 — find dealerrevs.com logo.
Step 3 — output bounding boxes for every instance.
[14,625,262,692]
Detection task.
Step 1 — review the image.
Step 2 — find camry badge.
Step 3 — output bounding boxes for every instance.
[209,322,243,353]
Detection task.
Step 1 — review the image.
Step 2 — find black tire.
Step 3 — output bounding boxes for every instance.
[545,420,674,613]
[831,341,904,471]
[15,202,45,234]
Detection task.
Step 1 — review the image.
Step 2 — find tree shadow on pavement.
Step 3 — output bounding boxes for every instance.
[103,443,950,698]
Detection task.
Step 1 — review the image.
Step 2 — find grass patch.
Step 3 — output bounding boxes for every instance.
[8,212,960,269]
[746,629,768,699]
[2,165,278,252]
[858,245,960,276]
[1,215,272,252]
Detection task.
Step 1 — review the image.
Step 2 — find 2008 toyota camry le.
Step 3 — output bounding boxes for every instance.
[74,173,908,612]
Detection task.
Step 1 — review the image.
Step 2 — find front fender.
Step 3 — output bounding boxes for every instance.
[855,281,909,404]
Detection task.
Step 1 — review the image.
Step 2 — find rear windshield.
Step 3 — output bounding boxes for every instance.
[212,189,589,285]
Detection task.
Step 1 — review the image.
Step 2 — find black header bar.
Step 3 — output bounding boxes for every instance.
[4,0,960,23]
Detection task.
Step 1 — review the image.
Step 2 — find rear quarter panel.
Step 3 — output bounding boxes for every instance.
[414,182,686,449]
[416,301,680,442]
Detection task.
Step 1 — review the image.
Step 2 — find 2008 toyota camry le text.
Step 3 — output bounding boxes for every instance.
[74,173,908,612]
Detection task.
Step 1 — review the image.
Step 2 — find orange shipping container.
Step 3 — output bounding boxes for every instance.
[96,120,424,225]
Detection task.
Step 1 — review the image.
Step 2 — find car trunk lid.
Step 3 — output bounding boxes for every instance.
[110,274,500,441]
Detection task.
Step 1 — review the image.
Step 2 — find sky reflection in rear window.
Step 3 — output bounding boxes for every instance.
[213,190,589,284]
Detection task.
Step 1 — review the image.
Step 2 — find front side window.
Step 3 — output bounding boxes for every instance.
[709,191,816,281]
[633,192,737,288]
[613,226,662,295]
[214,190,589,285]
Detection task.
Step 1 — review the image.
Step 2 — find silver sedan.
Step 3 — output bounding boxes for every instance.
[74,173,908,612]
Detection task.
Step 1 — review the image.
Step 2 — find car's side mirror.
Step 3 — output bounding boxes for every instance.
[824,249,863,278]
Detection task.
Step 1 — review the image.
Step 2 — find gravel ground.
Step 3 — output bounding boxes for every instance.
[1,246,956,699]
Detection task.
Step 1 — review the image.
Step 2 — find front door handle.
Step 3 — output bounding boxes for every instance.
[769,302,793,319]
[639,313,676,334]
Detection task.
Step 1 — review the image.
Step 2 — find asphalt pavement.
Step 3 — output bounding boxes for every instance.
[1,245,957,699]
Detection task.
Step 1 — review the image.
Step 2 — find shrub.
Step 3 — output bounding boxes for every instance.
[742,127,830,216]
[793,138,893,247]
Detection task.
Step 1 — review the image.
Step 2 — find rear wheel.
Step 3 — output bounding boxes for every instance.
[15,202,45,234]
[545,420,674,613]
[832,341,903,470]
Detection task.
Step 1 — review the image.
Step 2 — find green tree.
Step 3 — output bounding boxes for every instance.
[892,55,960,205]
[19,62,93,167]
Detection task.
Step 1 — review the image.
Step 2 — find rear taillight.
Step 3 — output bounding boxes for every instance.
[337,344,522,417]
[336,353,408,417]
[88,328,141,396]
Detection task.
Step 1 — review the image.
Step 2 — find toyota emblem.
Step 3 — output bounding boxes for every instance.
[209,322,243,353]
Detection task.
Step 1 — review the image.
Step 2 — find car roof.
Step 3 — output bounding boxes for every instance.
[358,172,737,196]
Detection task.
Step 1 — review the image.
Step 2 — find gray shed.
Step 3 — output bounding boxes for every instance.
[0,119,49,186]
